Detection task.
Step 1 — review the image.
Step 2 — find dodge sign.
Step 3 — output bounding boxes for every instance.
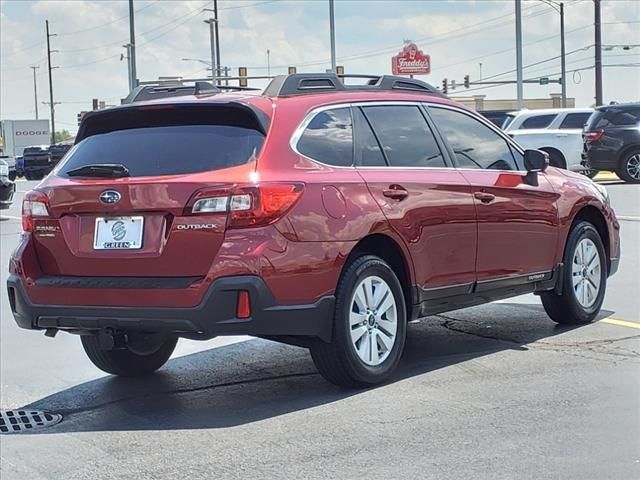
[392,43,431,76]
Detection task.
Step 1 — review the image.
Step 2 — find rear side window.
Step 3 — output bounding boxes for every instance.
[58,106,265,177]
[429,107,520,171]
[362,105,446,168]
[297,108,353,166]
[520,114,557,129]
[559,112,592,129]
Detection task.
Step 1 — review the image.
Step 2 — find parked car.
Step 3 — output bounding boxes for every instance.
[0,159,16,210]
[478,109,512,128]
[508,127,595,175]
[582,103,640,183]
[7,74,620,388]
[22,143,72,180]
[502,108,593,132]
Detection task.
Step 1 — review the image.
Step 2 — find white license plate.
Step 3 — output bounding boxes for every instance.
[93,216,144,250]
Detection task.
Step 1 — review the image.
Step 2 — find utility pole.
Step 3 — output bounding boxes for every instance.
[267,49,271,76]
[204,17,217,85]
[30,66,39,119]
[594,0,603,105]
[128,0,137,89]
[559,2,567,107]
[213,0,221,79]
[45,20,57,144]
[329,0,336,73]
[515,0,524,109]
[122,44,133,92]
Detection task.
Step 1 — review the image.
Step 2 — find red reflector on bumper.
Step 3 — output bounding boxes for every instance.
[237,291,251,319]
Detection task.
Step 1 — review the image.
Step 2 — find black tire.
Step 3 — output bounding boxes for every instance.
[8,171,16,181]
[24,172,35,181]
[584,169,598,179]
[541,221,607,325]
[81,333,177,377]
[310,255,407,388]
[616,149,640,184]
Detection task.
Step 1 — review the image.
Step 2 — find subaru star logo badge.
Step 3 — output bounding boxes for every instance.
[99,190,121,205]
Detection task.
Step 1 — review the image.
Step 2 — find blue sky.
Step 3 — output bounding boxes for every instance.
[1,0,639,133]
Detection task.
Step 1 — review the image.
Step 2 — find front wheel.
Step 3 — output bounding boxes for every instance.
[81,333,177,376]
[616,149,640,184]
[541,221,607,324]
[310,255,407,388]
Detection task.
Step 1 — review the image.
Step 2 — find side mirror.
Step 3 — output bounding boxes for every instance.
[524,149,549,173]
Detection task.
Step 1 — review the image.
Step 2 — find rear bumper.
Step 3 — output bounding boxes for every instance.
[7,274,334,342]
[583,147,619,171]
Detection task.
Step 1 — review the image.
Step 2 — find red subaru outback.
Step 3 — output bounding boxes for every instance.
[7,74,620,387]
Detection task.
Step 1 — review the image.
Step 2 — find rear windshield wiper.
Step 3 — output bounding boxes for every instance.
[66,164,130,178]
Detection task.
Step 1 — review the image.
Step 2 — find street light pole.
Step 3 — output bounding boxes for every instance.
[515,0,524,109]
[204,18,217,85]
[213,0,221,78]
[560,2,567,107]
[30,66,39,120]
[329,0,336,73]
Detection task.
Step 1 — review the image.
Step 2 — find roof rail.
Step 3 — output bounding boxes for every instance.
[263,73,445,98]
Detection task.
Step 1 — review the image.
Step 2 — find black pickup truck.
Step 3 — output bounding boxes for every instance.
[22,143,72,180]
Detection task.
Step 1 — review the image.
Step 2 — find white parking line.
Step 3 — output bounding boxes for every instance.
[617,216,640,222]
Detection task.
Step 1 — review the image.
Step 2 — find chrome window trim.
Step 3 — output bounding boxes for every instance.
[290,100,458,170]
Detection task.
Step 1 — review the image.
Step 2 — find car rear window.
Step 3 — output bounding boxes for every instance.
[58,106,265,178]
[590,108,640,128]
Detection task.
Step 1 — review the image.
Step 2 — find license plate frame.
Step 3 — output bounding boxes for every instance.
[93,216,144,250]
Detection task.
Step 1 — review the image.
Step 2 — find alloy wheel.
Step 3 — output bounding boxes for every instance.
[349,275,398,366]
[571,238,601,308]
[626,153,640,180]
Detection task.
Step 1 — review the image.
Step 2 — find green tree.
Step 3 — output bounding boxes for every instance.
[54,130,74,143]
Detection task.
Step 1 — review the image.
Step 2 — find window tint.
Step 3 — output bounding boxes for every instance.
[520,114,557,129]
[429,107,520,171]
[58,125,263,178]
[297,108,353,166]
[593,108,640,128]
[362,106,446,168]
[354,108,386,167]
[559,112,592,129]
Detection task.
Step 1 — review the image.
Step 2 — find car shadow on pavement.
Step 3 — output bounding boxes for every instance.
[17,302,614,434]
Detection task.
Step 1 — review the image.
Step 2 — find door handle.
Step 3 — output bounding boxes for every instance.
[383,186,409,200]
[474,191,496,203]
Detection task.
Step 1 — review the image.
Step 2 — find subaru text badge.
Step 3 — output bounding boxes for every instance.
[99,190,121,204]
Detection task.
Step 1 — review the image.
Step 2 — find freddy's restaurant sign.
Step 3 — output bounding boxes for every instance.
[392,43,431,75]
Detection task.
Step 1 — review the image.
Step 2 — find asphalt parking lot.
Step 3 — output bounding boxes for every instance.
[1,177,639,480]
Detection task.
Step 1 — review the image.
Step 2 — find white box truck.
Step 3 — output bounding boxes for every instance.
[0,120,51,179]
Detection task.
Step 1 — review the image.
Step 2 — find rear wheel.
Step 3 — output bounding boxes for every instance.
[310,255,407,388]
[616,149,640,184]
[541,221,607,324]
[81,332,177,377]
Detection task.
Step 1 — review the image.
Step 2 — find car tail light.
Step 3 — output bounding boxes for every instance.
[22,190,50,232]
[584,130,604,143]
[187,183,304,228]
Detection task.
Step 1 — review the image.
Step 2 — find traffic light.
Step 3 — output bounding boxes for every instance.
[239,67,248,87]
[464,74,470,89]
[451,79,456,90]
[441,78,448,95]
[77,111,87,126]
